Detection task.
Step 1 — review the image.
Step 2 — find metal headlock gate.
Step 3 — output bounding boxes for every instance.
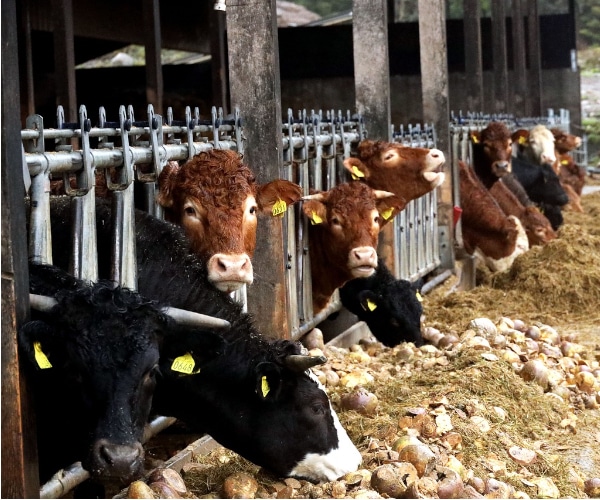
[20,104,449,497]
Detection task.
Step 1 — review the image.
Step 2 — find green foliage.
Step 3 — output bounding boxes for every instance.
[578,2,600,47]
[583,117,600,164]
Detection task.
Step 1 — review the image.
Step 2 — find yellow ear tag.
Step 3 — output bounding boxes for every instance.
[380,207,394,221]
[261,375,270,397]
[33,341,52,369]
[271,199,287,217]
[471,135,479,144]
[366,298,377,311]
[561,159,569,165]
[416,292,423,303]
[351,165,365,180]
[518,136,527,145]
[310,211,323,225]
[171,353,200,375]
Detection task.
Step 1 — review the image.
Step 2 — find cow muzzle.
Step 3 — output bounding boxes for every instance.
[348,247,377,278]
[492,161,511,176]
[207,253,253,292]
[87,439,144,483]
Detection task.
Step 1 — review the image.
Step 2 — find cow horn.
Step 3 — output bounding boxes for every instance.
[373,189,396,199]
[29,294,58,311]
[301,193,325,201]
[284,354,328,372]
[29,294,230,330]
[162,306,231,330]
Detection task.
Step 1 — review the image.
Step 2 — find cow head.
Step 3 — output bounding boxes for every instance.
[471,122,513,177]
[521,205,557,245]
[20,264,225,484]
[302,182,405,313]
[514,125,556,165]
[551,128,581,154]
[157,150,302,293]
[339,262,423,348]
[342,140,445,213]
[156,337,362,483]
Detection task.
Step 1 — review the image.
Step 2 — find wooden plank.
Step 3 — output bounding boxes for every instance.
[226,0,291,340]
[463,0,483,112]
[1,1,39,497]
[143,0,163,115]
[511,0,527,115]
[417,0,454,271]
[210,9,229,114]
[491,0,508,113]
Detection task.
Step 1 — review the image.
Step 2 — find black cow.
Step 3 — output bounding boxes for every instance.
[20,263,225,487]
[339,259,423,347]
[539,203,564,232]
[39,197,363,483]
[511,155,569,207]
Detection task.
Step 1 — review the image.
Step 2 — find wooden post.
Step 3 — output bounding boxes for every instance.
[52,0,77,122]
[526,0,542,116]
[491,0,508,113]
[511,0,527,115]
[417,0,454,271]
[210,8,229,115]
[143,0,164,116]
[226,0,291,339]
[463,0,483,112]
[352,0,397,274]
[2,1,40,497]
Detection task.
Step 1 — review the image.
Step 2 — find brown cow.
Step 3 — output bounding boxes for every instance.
[157,149,303,293]
[301,182,405,313]
[556,153,586,212]
[458,161,529,272]
[469,122,555,246]
[551,128,582,155]
[341,139,445,218]
[470,122,513,180]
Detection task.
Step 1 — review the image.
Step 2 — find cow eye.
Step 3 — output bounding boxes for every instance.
[311,403,327,416]
[249,205,257,215]
[331,217,341,226]
[374,215,381,225]
[184,206,196,216]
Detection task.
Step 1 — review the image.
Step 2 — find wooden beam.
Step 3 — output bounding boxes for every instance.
[2,1,39,497]
[52,0,77,121]
[417,0,454,271]
[526,0,542,116]
[491,0,508,113]
[463,0,483,112]
[210,8,229,114]
[143,0,163,115]
[511,0,527,115]
[226,0,291,340]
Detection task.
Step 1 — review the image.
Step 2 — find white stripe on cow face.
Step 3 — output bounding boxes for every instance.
[289,371,362,482]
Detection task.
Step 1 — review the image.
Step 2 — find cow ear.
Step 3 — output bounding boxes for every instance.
[357,291,379,313]
[156,161,181,208]
[301,199,327,226]
[18,320,57,370]
[254,362,283,402]
[163,327,227,376]
[342,157,369,181]
[255,180,303,216]
[375,194,406,226]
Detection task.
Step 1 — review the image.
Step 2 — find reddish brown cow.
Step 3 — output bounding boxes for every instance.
[469,122,555,246]
[488,182,557,245]
[551,128,582,155]
[556,153,586,212]
[458,161,529,272]
[157,149,303,293]
[301,182,404,313]
[342,140,445,218]
[470,122,513,180]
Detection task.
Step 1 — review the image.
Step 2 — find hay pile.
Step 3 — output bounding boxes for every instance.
[129,192,600,499]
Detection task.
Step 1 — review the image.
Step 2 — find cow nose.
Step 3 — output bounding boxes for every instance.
[427,148,445,167]
[352,247,377,266]
[494,161,510,173]
[541,153,556,165]
[91,439,144,479]
[216,255,251,275]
